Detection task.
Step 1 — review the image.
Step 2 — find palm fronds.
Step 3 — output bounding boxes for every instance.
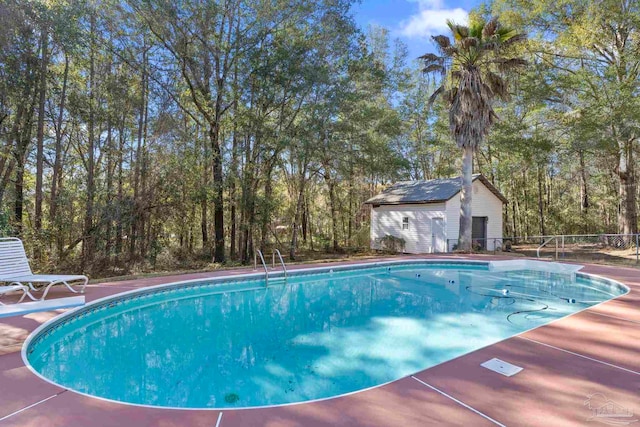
[418,15,526,147]
[461,37,479,49]
[447,20,469,40]
[482,18,499,39]
[484,71,508,99]
[422,64,446,75]
[432,35,451,50]
[492,57,528,72]
[469,18,486,39]
[427,85,445,107]
[418,53,442,64]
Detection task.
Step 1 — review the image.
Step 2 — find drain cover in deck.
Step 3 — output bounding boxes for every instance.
[480,358,523,377]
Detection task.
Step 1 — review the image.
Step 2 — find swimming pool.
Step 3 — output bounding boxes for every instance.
[24,260,627,409]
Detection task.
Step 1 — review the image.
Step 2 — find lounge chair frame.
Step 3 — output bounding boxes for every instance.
[0,237,88,301]
[0,284,36,304]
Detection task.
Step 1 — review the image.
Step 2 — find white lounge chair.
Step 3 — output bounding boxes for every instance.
[0,284,36,304]
[0,237,88,300]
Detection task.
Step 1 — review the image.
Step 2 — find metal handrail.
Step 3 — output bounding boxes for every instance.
[536,236,557,258]
[255,249,269,286]
[274,249,287,279]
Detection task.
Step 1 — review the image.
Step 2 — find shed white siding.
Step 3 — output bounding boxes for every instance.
[370,203,446,253]
[444,179,504,250]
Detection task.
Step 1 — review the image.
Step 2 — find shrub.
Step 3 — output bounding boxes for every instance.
[375,234,406,253]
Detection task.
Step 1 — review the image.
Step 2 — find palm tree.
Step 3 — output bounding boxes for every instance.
[421,17,526,251]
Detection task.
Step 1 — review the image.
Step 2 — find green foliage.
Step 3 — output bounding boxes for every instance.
[0,0,638,278]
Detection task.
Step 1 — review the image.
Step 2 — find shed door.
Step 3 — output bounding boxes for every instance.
[432,218,446,253]
[472,216,487,249]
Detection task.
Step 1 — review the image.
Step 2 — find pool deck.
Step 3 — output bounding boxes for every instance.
[1,255,638,426]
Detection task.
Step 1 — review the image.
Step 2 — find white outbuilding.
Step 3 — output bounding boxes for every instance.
[365,174,507,253]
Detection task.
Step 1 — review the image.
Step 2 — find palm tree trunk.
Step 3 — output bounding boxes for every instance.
[458,146,473,251]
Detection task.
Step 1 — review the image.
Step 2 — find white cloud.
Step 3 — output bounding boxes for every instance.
[410,0,445,8]
[399,0,469,39]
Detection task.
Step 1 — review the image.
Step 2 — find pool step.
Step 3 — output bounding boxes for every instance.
[267,275,287,286]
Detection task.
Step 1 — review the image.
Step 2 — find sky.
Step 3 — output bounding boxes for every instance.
[353,0,483,61]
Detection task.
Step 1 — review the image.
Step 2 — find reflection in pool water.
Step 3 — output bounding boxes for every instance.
[27,263,625,408]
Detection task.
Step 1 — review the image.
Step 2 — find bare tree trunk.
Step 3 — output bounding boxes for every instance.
[83,12,97,268]
[34,28,49,241]
[579,150,589,213]
[510,181,518,238]
[240,133,251,263]
[105,124,114,260]
[210,122,225,262]
[229,60,239,260]
[200,127,209,248]
[302,196,308,243]
[0,158,15,207]
[131,42,147,259]
[308,198,314,251]
[189,203,196,252]
[2,101,26,209]
[14,155,25,235]
[458,146,473,251]
[14,118,36,235]
[140,68,150,259]
[324,169,339,252]
[537,165,546,236]
[115,113,125,256]
[229,130,238,259]
[486,142,495,183]
[260,158,275,251]
[50,53,69,252]
[578,150,589,233]
[14,76,39,235]
[241,192,256,264]
[290,163,307,260]
[347,161,354,245]
[616,140,637,235]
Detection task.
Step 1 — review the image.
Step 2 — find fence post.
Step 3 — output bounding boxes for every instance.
[555,237,558,260]
[562,235,565,258]
[636,234,639,263]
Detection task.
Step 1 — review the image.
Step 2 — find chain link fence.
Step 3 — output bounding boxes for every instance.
[447,234,640,266]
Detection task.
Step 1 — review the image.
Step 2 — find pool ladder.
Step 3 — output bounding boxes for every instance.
[254,249,288,287]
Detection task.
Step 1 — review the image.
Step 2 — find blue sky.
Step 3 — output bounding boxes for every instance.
[353,0,483,61]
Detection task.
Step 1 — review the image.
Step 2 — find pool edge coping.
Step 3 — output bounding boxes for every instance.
[18,258,632,412]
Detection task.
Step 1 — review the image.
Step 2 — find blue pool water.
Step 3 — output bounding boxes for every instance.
[25,262,626,409]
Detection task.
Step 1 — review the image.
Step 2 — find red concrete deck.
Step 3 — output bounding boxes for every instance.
[1,256,638,426]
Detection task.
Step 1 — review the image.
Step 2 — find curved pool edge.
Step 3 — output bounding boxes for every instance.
[20,257,632,412]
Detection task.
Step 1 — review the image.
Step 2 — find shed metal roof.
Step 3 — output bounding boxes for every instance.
[364,174,508,205]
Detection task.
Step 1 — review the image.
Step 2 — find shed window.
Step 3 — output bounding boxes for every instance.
[402,217,409,230]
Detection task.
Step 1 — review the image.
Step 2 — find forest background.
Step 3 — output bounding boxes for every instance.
[1,0,638,277]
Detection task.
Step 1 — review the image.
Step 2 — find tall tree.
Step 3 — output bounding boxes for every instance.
[421,17,526,250]
[495,0,640,236]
